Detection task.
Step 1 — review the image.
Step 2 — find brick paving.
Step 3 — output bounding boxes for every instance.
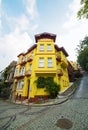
[0,76,88,130]
[0,98,88,130]
[16,99,88,130]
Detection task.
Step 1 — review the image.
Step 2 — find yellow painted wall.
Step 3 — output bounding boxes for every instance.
[13,37,70,100]
[55,50,69,91]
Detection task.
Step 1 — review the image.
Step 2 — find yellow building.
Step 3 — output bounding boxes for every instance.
[13,32,70,102]
[70,61,78,71]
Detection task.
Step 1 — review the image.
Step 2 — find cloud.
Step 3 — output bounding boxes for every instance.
[4,13,38,34]
[23,0,38,19]
[0,29,33,71]
[0,0,1,17]
[63,0,80,29]
[8,14,30,32]
[0,0,2,34]
[0,0,39,71]
[57,0,88,61]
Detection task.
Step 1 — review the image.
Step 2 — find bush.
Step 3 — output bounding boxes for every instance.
[45,77,60,98]
[74,70,83,78]
[0,82,10,99]
[35,77,45,88]
[35,77,60,98]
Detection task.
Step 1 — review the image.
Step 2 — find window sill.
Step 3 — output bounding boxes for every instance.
[47,50,52,51]
[40,50,44,51]
[38,66,44,68]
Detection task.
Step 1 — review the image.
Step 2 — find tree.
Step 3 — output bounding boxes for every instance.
[2,66,10,82]
[76,36,88,54]
[77,0,88,19]
[35,77,60,98]
[78,47,88,71]
[76,36,88,71]
[0,61,16,99]
[0,82,10,99]
[45,77,60,98]
[2,61,16,82]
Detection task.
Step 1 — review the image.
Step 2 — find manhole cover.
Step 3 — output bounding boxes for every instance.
[56,118,73,129]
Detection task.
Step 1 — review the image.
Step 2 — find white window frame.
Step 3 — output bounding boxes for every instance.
[29,64,32,70]
[20,66,25,75]
[20,80,24,88]
[14,68,18,75]
[17,80,24,89]
[48,58,52,67]
[39,58,44,67]
[30,52,34,58]
[25,55,27,61]
[17,58,20,64]
[47,44,52,51]
[40,44,44,51]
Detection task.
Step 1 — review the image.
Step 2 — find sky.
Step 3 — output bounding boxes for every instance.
[0,0,88,71]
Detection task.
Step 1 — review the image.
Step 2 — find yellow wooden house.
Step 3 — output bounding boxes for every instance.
[13,32,70,102]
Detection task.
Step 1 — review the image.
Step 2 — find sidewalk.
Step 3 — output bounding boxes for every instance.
[14,96,68,106]
[14,84,76,107]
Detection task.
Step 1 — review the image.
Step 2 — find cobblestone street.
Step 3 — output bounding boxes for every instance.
[0,98,88,130]
[20,99,88,130]
[0,74,88,130]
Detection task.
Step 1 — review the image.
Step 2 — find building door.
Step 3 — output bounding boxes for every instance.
[27,79,30,98]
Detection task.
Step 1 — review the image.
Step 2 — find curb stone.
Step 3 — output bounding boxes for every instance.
[12,84,76,107]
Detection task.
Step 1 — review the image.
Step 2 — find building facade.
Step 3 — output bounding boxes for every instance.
[68,61,75,82]
[70,61,78,71]
[13,32,70,102]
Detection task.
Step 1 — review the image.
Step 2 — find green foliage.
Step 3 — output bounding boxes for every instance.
[76,36,88,71]
[74,70,83,78]
[0,61,16,99]
[45,77,60,98]
[0,82,10,99]
[78,47,88,71]
[2,66,10,81]
[76,36,88,54]
[35,77,45,88]
[35,77,60,98]
[77,0,88,19]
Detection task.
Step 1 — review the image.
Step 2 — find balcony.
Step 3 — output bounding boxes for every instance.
[25,70,31,77]
[20,60,26,65]
[57,69,63,76]
[56,54,61,62]
[61,59,68,68]
[27,56,33,62]
[14,73,25,79]
[35,69,57,74]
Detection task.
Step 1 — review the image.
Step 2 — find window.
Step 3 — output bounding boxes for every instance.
[17,58,20,63]
[20,66,25,75]
[14,68,18,75]
[22,57,24,62]
[39,58,44,67]
[47,44,52,51]
[17,80,24,89]
[48,58,52,67]
[20,80,24,88]
[25,56,27,61]
[30,52,34,58]
[40,44,44,51]
[29,64,32,70]
[22,56,27,62]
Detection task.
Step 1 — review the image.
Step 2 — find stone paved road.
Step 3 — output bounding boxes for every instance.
[73,74,88,98]
[0,74,88,130]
